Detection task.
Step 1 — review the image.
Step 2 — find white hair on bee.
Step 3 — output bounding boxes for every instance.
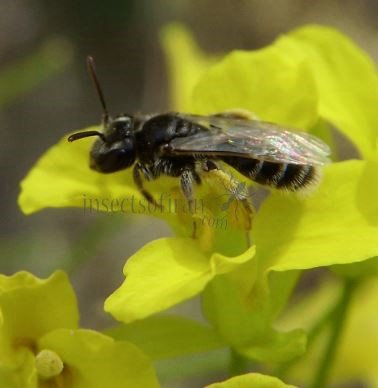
[273,165,323,197]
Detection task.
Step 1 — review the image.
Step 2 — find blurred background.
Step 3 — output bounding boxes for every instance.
[0,0,377,385]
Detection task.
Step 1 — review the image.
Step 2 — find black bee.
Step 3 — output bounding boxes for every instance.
[68,57,331,212]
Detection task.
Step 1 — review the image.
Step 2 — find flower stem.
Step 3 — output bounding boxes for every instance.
[310,278,357,388]
[229,348,249,377]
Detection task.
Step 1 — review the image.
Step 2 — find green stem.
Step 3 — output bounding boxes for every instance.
[229,348,249,377]
[275,301,335,378]
[310,278,357,388]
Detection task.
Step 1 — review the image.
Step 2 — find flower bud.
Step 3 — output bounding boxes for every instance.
[35,349,64,379]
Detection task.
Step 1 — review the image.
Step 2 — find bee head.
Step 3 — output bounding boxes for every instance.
[68,116,136,173]
[67,57,137,173]
[91,116,136,173]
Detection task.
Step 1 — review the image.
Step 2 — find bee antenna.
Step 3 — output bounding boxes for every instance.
[86,56,110,124]
[68,130,106,143]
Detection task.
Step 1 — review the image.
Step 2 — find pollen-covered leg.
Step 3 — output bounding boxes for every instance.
[180,169,200,238]
[180,169,196,213]
[133,163,162,209]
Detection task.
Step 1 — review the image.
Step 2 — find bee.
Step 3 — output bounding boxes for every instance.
[68,57,331,216]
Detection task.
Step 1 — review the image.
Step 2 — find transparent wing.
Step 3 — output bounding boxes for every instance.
[168,114,331,165]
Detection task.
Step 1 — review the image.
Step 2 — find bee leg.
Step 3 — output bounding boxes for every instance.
[201,159,219,172]
[180,169,195,212]
[180,169,199,238]
[133,163,163,209]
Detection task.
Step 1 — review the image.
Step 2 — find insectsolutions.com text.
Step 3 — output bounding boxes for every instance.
[82,194,229,230]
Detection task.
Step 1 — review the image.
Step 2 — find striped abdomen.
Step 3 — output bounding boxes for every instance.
[221,156,318,191]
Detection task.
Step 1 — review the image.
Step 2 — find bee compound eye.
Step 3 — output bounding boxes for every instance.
[90,141,136,173]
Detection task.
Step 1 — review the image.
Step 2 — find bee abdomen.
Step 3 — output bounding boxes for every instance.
[274,163,318,191]
[222,157,318,191]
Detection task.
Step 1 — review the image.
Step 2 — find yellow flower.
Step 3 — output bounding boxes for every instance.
[0,271,159,387]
